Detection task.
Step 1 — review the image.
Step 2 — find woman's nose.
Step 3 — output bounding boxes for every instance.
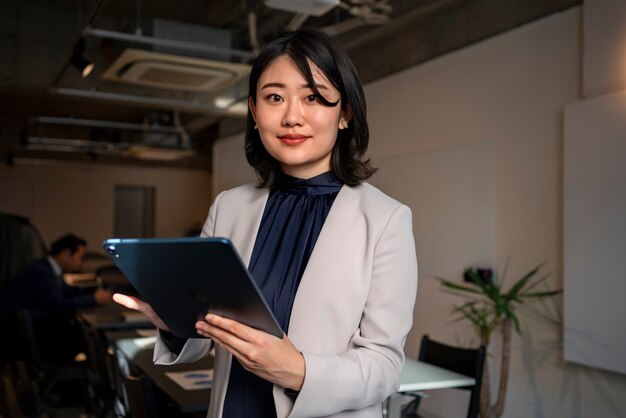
[282,100,304,126]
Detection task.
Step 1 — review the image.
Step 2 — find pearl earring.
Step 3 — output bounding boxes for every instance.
[254,124,258,130]
[339,119,348,130]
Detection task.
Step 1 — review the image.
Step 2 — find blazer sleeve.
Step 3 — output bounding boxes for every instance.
[153,192,225,365]
[288,204,418,417]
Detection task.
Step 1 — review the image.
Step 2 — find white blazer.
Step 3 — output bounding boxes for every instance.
[154,181,418,418]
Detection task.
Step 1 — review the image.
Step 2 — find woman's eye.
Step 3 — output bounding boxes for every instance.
[267,94,282,103]
[305,94,318,103]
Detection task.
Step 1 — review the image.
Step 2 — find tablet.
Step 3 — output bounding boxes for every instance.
[102,237,283,339]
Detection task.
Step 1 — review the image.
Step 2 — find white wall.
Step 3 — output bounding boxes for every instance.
[211,7,626,417]
[365,7,626,418]
[583,0,626,97]
[211,132,254,199]
[0,162,211,253]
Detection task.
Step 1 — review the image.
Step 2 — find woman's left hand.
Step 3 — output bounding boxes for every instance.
[195,314,305,391]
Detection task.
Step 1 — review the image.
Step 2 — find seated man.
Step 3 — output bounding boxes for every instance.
[3,233,112,364]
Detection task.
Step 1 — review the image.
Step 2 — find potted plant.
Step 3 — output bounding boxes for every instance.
[436,262,561,418]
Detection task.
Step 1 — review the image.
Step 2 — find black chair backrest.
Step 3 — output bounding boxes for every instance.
[418,335,486,418]
[110,346,157,418]
[124,374,158,418]
[13,309,50,372]
[1,360,39,418]
[0,213,47,298]
[0,370,23,418]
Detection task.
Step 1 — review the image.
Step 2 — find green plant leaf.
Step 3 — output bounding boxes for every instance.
[453,302,490,329]
[510,313,521,334]
[464,269,499,300]
[498,257,510,288]
[437,261,560,344]
[435,277,484,295]
[517,273,551,295]
[505,262,547,301]
[520,290,562,298]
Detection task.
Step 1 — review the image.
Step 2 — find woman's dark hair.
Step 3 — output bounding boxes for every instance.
[245,28,376,188]
[50,233,87,256]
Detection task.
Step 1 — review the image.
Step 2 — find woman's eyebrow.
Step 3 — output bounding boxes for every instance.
[260,82,285,90]
[260,82,330,91]
[303,83,329,91]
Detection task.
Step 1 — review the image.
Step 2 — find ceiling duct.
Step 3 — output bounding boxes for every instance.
[151,18,232,60]
[101,48,251,93]
[99,20,250,94]
[265,0,339,16]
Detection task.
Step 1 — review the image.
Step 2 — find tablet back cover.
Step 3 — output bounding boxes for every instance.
[102,237,283,339]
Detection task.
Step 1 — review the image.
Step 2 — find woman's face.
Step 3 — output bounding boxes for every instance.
[249,55,344,179]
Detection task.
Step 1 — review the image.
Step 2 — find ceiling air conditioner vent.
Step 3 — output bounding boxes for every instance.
[101,49,250,93]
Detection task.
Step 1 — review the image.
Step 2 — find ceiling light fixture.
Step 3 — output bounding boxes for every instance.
[70,37,95,78]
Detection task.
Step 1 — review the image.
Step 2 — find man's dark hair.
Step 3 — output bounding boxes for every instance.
[50,234,87,256]
[245,28,376,188]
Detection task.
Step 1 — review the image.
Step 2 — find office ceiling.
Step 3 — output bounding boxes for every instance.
[0,0,579,169]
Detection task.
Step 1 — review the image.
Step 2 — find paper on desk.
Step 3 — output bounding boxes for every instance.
[116,336,156,359]
[165,369,213,390]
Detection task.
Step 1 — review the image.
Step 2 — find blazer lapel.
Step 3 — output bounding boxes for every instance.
[303,184,359,271]
[287,185,362,340]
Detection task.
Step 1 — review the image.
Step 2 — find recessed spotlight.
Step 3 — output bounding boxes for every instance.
[70,37,95,78]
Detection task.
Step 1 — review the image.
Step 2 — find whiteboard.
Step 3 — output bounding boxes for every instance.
[563,92,626,375]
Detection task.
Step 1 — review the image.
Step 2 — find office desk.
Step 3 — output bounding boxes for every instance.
[399,358,475,392]
[385,358,476,418]
[76,304,153,330]
[107,334,472,416]
[109,332,213,413]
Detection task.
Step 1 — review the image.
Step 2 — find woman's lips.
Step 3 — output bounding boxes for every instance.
[278,134,310,145]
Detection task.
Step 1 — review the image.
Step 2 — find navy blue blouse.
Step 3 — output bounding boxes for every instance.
[223,171,343,418]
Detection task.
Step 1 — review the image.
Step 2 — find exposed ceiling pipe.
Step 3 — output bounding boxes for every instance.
[247,0,260,53]
[286,13,310,31]
[50,87,248,117]
[26,137,117,152]
[248,12,260,52]
[173,110,190,146]
[342,0,462,51]
[33,116,182,134]
[135,0,143,36]
[21,137,183,161]
[83,27,258,60]
[321,17,365,36]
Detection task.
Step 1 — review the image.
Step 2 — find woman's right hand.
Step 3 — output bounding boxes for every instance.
[112,293,170,332]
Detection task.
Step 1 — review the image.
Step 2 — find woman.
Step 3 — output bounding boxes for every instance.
[114,28,417,418]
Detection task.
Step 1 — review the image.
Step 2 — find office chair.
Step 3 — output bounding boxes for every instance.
[0,373,23,418]
[402,335,486,418]
[0,212,47,297]
[1,360,41,418]
[82,324,117,415]
[124,374,158,418]
[13,308,95,409]
[109,345,158,418]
